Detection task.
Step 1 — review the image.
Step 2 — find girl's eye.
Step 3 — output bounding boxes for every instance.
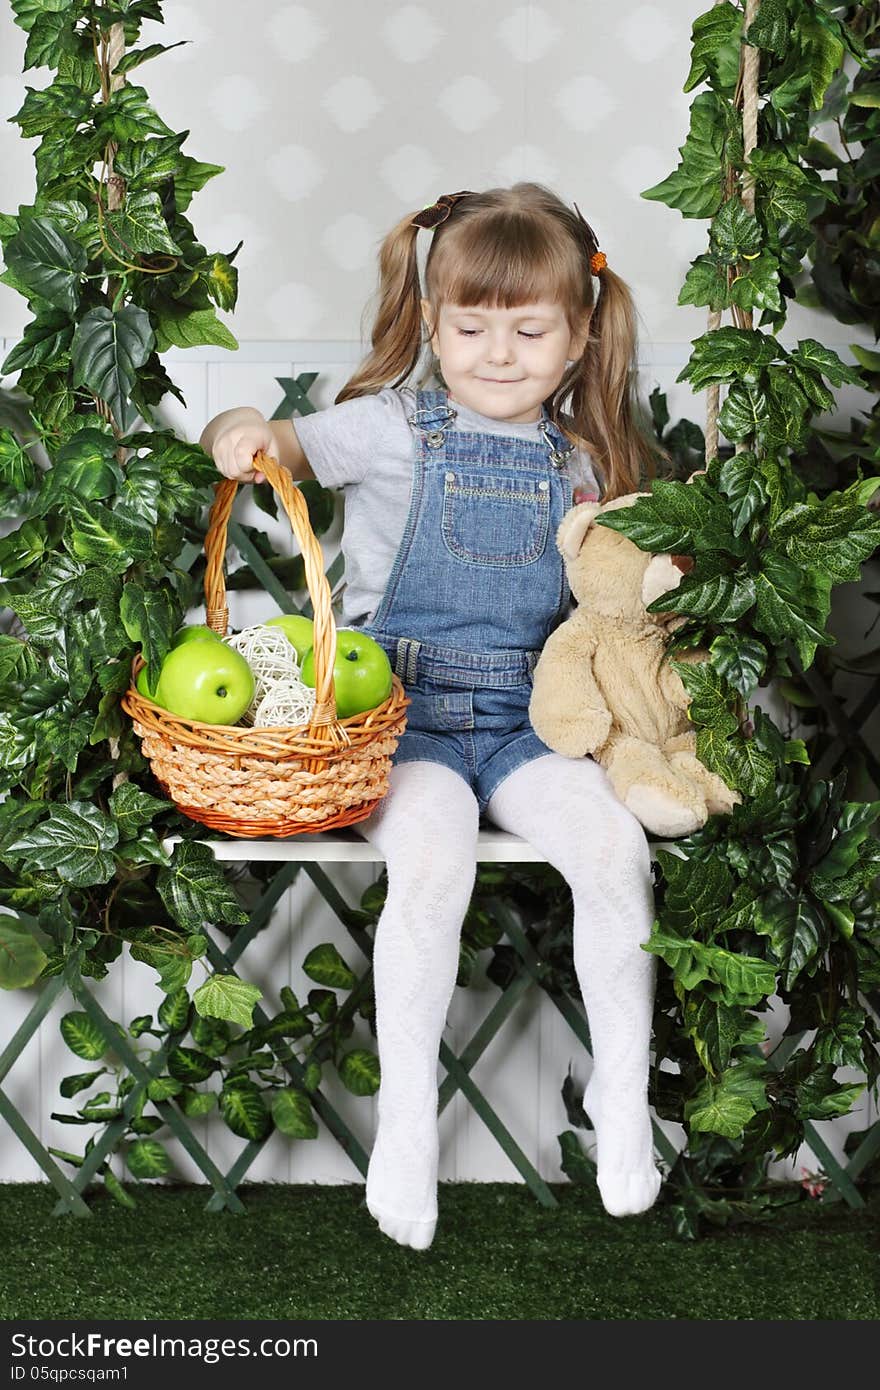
[455,329,544,338]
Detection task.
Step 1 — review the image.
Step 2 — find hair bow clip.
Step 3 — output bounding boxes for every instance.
[411,190,475,230]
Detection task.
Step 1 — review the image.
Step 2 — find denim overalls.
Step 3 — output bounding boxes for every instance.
[355,387,584,815]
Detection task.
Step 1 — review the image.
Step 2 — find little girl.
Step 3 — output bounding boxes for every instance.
[200,182,669,1251]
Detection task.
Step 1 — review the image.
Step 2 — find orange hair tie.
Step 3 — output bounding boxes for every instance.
[590,250,607,275]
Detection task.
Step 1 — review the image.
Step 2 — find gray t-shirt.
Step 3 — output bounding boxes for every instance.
[294,385,602,626]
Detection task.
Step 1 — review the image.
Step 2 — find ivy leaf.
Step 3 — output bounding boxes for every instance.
[156,841,249,932]
[796,1064,865,1121]
[679,255,730,313]
[192,974,262,1028]
[703,730,776,797]
[813,1006,867,1070]
[271,1088,318,1139]
[153,306,239,353]
[103,189,182,259]
[338,1048,380,1097]
[753,552,834,668]
[220,1082,271,1142]
[0,633,40,688]
[0,427,37,490]
[670,660,737,733]
[728,251,782,314]
[119,579,177,675]
[116,454,162,526]
[718,382,770,444]
[798,7,846,111]
[708,633,767,698]
[773,496,880,586]
[301,942,357,990]
[0,913,48,988]
[126,1139,172,1180]
[0,712,37,771]
[6,801,119,887]
[717,452,767,537]
[63,492,154,571]
[202,252,238,312]
[59,1069,107,1099]
[0,516,59,578]
[70,305,154,435]
[32,428,122,516]
[2,212,87,314]
[745,0,789,57]
[710,196,763,261]
[94,83,176,142]
[684,4,743,92]
[684,996,750,1075]
[653,560,755,623]
[686,1058,770,1138]
[641,92,728,217]
[677,327,780,391]
[166,1046,218,1085]
[33,707,93,774]
[180,1089,217,1118]
[109,783,173,839]
[752,888,825,989]
[60,1011,109,1061]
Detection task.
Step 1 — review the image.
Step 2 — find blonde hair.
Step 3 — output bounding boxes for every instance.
[337,182,670,498]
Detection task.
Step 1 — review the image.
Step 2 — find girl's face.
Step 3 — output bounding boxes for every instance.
[421,297,589,424]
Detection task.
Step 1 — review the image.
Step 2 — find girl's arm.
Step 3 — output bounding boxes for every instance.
[199,406,315,483]
[268,417,316,481]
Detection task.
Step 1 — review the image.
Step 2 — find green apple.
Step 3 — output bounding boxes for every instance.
[136,662,158,698]
[263,613,315,666]
[300,628,392,719]
[153,640,255,725]
[171,623,223,647]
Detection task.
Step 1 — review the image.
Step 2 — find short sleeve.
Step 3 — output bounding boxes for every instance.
[292,386,402,490]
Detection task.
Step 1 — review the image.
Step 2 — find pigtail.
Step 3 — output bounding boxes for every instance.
[336,212,426,405]
[554,268,670,500]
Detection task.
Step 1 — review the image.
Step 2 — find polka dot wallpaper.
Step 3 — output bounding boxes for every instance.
[0,0,851,349]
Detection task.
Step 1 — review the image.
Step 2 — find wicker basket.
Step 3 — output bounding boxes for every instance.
[121,451,409,837]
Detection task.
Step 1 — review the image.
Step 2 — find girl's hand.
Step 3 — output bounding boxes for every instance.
[198,406,276,484]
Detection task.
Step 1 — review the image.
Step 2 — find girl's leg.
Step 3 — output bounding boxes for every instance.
[484,752,661,1217]
[357,758,480,1249]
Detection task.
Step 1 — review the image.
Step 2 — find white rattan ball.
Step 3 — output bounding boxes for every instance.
[225,624,304,725]
[251,676,317,728]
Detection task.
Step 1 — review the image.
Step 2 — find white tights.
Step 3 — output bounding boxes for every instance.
[357,753,661,1250]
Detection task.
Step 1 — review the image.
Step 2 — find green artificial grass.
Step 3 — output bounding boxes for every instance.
[0,1181,877,1321]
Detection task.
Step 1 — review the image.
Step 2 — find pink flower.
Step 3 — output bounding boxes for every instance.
[800,1165,827,1198]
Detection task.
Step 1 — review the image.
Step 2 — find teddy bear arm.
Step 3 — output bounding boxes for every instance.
[529,627,613,756]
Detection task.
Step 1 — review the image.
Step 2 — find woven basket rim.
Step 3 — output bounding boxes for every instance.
[125,651,409,739]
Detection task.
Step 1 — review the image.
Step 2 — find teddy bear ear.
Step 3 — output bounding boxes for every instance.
[556,501,602,561]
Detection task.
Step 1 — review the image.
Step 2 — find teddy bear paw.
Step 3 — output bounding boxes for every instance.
[623,784,706,837]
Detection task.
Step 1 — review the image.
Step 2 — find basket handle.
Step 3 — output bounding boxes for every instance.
[203,451,347,746]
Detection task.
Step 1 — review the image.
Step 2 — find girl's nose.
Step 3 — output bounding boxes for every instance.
[487,337,514,363]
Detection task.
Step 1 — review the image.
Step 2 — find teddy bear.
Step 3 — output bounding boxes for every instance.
[528,491,741,838]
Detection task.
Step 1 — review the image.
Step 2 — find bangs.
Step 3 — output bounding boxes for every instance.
[428,214,582,314]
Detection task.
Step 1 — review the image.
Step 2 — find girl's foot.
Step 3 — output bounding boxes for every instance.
[582,1077,662,1217]
[365,1119,438,1251]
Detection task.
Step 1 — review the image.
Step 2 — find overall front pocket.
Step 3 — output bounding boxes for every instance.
[441,470,550,567]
